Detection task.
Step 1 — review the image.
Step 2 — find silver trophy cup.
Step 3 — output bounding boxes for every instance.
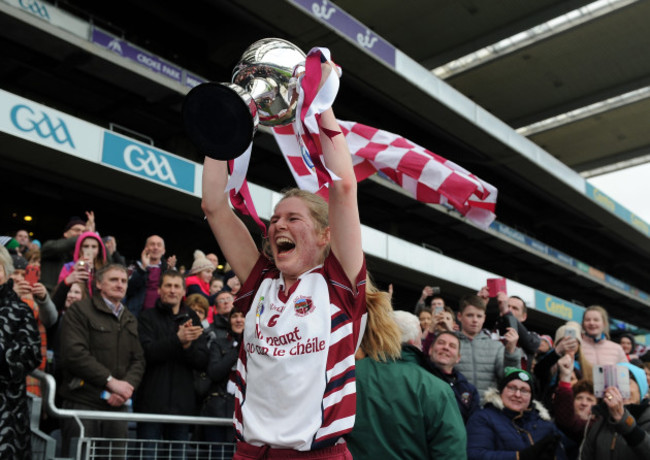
[182,38,306,160]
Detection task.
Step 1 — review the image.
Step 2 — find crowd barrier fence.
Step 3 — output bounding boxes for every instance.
[29,369,236,459]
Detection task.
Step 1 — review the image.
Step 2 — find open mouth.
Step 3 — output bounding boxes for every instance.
[275,236,296,255]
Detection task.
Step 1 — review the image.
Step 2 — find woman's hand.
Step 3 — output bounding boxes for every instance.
[555,337,578,356]
[603,386,625,422]
[557,353,574,382]
[65,262,90,285]
[31,282,48,301]
[13,280,33,299]
[433,312,454,332]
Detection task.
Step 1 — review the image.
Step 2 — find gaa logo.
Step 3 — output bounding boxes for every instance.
[102,132,195,193]
[10,104,75,147]
[18,0,50,20]
[123,145,177,185]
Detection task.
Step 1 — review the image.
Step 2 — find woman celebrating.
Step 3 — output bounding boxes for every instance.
[581,306,627,366]
[201,68,365,458]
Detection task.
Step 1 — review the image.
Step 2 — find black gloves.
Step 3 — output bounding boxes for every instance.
[519,434,559,460]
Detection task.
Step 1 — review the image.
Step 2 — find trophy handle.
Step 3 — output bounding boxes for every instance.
[182,83,259,160]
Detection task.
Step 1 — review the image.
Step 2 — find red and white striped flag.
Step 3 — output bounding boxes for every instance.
[273,120,498,228]
[228,46,497,230]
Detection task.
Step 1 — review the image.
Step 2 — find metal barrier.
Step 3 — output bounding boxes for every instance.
[30,370,236,460]
[28,392,57,459]
[78,438,236,459]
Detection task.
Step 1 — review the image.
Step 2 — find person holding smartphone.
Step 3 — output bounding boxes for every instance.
[580,362,650,459]
[0,246,42,458]
[421,306,457,355]
[56,231,107,297]
[9,254,57,397]
[533,321,592,410]
[40,212,95,292]
[135,270,208,454]
[478,285,541,372]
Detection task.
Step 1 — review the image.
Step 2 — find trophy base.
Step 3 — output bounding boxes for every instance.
[182,83,256,160]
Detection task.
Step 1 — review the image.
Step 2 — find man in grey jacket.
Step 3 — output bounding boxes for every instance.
[455,294,520,401]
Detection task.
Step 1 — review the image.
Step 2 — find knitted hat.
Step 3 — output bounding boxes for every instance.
[11,254,28,271]
[0,237,20,250]
[618,362,648,401]
[190,250,216,275]
[539,335,554,348]
[554,321,583,346]
[64,216,86,233]
[499,367,535,404]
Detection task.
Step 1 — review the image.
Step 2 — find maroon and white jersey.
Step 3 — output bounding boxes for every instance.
[232,252,366,450]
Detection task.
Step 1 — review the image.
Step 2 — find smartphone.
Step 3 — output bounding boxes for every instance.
[498,313,518,336]
[434,306,444,315]
[593,365,630,399]
[82,247,93,260]
[174,314,191,325]
[565,328,577,339]
[24,264,40,286]
[487,278,507,297]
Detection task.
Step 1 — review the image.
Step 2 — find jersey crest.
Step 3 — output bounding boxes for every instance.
[294,295,315,317]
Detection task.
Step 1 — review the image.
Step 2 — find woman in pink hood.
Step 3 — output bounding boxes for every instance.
[57,231,107,296]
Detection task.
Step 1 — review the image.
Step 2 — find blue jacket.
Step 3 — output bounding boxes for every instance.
[466,388,567,460]
[428,364,480,423]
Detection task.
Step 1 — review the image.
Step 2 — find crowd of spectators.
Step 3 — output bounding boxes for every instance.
[2,213,650,459]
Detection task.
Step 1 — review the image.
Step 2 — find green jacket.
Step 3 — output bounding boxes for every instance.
[347,345,467,460]
[59,293,145,408]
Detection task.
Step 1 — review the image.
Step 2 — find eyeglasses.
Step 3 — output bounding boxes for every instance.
[504,384,531,396]
[217,298,233,304]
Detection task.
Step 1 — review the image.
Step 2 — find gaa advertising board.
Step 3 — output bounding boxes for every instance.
[0,88,102,161]
[0,88,198,195]
[100,131,196,194]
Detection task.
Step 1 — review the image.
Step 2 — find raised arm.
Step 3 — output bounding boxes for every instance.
[319,107,363,286]
[201,157,259,285]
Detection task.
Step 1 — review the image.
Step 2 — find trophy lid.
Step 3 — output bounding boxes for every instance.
[182,82,257,161]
